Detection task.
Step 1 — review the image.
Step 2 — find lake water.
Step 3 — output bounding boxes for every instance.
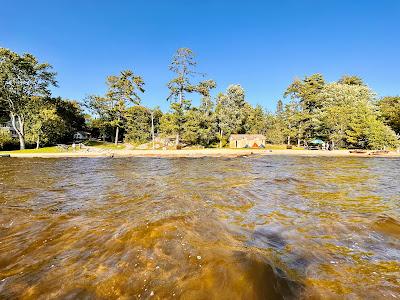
[0,156,399,299]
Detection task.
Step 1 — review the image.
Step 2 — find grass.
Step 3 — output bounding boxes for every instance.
[0,146,65,154]
[0,143,304,154]
[84,140,126,150]
[264,144,304,150]
[0,141,125,154]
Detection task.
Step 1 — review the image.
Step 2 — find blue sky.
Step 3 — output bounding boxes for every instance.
[1,0,399,112]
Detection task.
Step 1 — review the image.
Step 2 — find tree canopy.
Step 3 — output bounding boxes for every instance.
[0,47,398,151]
[0,47,57,149]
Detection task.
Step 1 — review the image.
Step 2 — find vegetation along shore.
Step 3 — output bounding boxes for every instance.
[1,47,399,153]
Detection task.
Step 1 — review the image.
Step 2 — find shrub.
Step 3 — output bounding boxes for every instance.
[0,128,13,149]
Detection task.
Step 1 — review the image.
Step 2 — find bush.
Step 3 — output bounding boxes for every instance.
[0,128,13,149]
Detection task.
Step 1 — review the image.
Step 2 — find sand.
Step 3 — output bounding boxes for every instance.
[3,148,400,158]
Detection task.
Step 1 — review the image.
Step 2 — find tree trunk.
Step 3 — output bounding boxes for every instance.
[297,138,301,147]
[175,90,183,147]
[219,129,223,148]
[19,136,25,150]
[115,126,119,145]
[36,135,40,149]
[151,112,155,149]
[287,136,290,145]
[10,113,25,150]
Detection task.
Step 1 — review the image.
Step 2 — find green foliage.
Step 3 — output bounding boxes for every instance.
[284,73,325,112]
[378,96,400,135]
[1,47,399,151]
[281,76,399,149]
[53,98,86,141]
[124,106,151,144]
[88,69,145,144]
[0,128,12,149]
[159,113,179,137]
[243,104,266,134]
[0,48,57,149]
[25,97,65,148]
[197,95,218,145]
[263,113,286,144]
[366,118,399,149]
[337,75,365,86]
[216,85,247,144]
[166,48,216,145]
[276,100,283,115]
[181,109,202,145]
[318,83,373,147]
[283,74,326,143]
[319,83,398,149]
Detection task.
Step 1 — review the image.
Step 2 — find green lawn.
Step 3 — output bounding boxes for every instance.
[264,144,304,150]
[0,146,65,154]
[84,141,126,150]
[0,143,302,154]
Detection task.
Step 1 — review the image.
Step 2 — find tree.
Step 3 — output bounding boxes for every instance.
[181,108,202,145]
[281,101,302,145]
[166,48,216,146]
[318,83,397,149]
[378,96,400,135]
[159,113,179,138]
[88,70,145,145]
[243,104,266,134]
[124,105,151,144]
[337,75,365,86]
[195,80,217,145]
[284,74,325,112]
[0,128,12,149]
[284,74,325,143]
[276,99,283,115]
[167,48,197,145]
[264,113,286,144]
[216,85,247,147]
[0,48,57,149]
[149,107,163,149]
[53,98,86,142]
[25,97,64,149]
[366,118,398,149]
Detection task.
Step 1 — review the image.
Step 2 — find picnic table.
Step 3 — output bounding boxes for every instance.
[56,144,69,151]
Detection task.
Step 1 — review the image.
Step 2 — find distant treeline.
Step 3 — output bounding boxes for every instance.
[1,47,399,150]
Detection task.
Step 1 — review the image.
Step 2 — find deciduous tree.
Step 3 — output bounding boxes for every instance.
[216,85,247,147]
[0,48,57,149]
[378,96,400,135]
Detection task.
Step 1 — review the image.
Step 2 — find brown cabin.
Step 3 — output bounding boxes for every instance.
[229,134,266,149]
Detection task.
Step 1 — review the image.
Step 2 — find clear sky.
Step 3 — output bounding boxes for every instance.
[1,0,399,111]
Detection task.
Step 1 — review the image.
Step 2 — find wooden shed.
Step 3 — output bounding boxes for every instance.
[229,134,266,148]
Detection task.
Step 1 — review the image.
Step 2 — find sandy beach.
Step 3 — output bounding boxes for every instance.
[2,148,400,158]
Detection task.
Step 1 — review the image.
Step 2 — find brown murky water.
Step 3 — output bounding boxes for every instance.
[0,156,399,299]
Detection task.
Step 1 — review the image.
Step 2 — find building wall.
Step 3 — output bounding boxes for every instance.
[230,139,265,148]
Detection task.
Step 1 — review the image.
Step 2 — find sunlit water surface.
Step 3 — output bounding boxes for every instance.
[0,156,399,299]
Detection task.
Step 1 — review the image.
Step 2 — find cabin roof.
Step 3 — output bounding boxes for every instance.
[229,134,265,141]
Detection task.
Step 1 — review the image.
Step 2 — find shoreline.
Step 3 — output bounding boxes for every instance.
[2,149,400,158]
